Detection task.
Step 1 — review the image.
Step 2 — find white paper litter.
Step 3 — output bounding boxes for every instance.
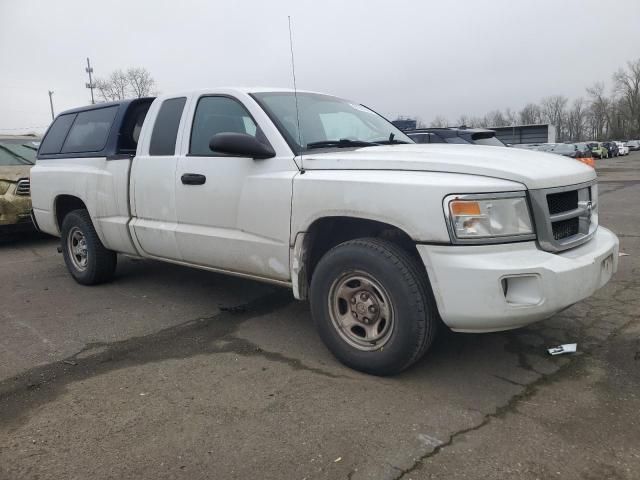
[547,343,577,356]
[618,252,630,257]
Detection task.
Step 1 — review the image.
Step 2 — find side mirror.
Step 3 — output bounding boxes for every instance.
[209,132,275,159]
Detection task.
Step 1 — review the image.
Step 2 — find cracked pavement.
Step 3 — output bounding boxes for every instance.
[1,154,639,480]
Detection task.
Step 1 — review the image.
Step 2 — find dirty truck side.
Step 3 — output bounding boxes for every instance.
[30,88,619,375]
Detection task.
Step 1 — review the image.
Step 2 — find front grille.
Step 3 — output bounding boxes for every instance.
[16,178,30,196]
[529,181,597,252]
[552,217,579,240]
[547,190,578,215]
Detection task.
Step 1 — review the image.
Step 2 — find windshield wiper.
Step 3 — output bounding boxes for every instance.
[306,139,380,149]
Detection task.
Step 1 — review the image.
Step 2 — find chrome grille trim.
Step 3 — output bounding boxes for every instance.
[16,178,30,196]
[529,180,598,252]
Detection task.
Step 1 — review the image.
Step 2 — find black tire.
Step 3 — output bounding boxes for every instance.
[60,209,117,285]
[309,238,438,376]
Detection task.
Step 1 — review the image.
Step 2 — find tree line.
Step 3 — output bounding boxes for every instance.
[426,58,640,142]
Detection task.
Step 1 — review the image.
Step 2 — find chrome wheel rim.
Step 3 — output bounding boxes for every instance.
[67,227,88,271]
[328,271,394,351]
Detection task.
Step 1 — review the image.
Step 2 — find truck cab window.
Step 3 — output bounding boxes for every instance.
[189,96,259,156]
[149,97,187,156]
[118,100,153,154]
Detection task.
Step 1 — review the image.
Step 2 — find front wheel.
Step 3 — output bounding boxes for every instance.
[310,238,438,376]
[61,209,117,285]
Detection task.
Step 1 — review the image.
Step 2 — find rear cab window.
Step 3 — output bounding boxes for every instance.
[149,97,187,156]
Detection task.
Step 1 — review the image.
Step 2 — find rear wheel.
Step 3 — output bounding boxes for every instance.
[310,238,438,376]
[61,209,117,285]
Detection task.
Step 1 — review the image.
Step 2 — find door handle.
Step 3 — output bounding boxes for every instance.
[181,173,206,185]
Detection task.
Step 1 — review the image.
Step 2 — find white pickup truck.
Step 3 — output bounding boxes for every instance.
[31,88,618,375]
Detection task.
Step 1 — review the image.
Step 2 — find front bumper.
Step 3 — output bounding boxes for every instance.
[0,193,33,229]
[417,227,619,332]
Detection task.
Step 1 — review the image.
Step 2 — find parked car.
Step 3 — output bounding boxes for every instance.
[575,142,595,159]
[0,139,37,234]
[614,141,629,156]
[406,127,507,146]
[535,143,557,153]
[602,141,619,157]
[31,88,618,375]
[548,143,595,167]
[511,143,541,150]
[627,140,640,151]
[587,142,609,159]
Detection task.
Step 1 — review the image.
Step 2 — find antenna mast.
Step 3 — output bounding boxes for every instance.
[288,16,304,173]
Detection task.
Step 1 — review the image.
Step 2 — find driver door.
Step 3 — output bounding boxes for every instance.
[173,94,295,282]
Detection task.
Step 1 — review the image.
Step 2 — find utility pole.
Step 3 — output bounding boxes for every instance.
[85,57,95,104]
[48,90,55,120]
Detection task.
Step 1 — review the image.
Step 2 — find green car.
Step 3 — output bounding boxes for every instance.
[587,142,608,159]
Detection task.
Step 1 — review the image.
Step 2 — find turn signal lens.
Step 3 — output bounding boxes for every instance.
[450,201,481,216]
[577,157,595,168]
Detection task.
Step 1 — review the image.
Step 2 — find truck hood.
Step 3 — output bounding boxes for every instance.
[301,144,595,189]
[0,165,31,182]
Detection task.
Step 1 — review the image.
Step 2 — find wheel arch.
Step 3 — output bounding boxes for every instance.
[54,194,89,232]
[291,215,423,300]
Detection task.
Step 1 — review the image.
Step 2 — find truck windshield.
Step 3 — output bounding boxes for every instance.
[0,142,37,165]
[252,92,412,153]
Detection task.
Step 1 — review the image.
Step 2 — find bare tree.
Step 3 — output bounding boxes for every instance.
[540,95,568,141]
[127,67,156,98]
[95,67,156,102]
[519,103,542,125]
[504,108,518,126]
[456,115,473,127]
[95,69,129,101]
[586,82,610,140]
[566,98,586,141]
[484,110,508,127]
[613,58,640,136]
[429,115,449,128]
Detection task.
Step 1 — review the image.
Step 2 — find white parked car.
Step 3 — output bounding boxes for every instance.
[30,88,619,375]
[615,141,629,156]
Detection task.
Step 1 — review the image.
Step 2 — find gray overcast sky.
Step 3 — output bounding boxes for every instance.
[1,0,639,134]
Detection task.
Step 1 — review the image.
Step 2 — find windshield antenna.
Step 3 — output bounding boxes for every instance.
[288,16,304,173]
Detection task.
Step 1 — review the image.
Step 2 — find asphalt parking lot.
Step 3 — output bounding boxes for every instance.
[1,153,639,480]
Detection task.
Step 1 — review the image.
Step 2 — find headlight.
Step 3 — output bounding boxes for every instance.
[0,180,12,195]
[444,192,535,244]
